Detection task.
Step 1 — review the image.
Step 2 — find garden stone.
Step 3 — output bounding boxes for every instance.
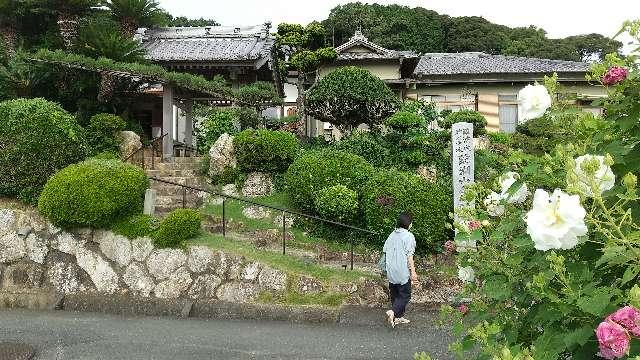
[187,274,222,299]
[146,249,186,280]
[226,255,244,280]
[273,214,294,228]
[0,209,16,234]
[241,172,274,197]
[72,228,94,242]
[208,133,237,178]
[118,130,142,159]
[216,281,260,303]
[332,283,359,294]
[51,232,84,256]
[222,184,238,197]
[187,246,214,273]
[122,262,155,297]
[75,246,120,294]
[25,233,48,264]
[241,262,261,282]
[242,206,271,220]
[210,250,228,277]
[2,262,43,289]
[47,223,62,236]
[257,266,287,291]
[0,232,26,262]
[416,165,437,183]
[131,237,154,262]
[99,235,132,267]
[154,266,192,299]
[47,260,82,294]
[297,276,323,294]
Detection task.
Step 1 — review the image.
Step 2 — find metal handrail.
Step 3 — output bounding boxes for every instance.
[123,133,168,168]
[149,176,376,270]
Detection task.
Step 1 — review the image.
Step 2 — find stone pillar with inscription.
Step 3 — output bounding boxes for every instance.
[452,122,475,212]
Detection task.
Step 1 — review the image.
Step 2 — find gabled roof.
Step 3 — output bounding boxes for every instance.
[335,30,418,61]
[138,24,274,66]
[413,52,590,76]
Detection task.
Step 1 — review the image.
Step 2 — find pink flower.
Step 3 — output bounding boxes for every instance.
[457,304,468,315]
[602,66,628,86]
[444,240,456,253]
[596,321,630,359]
[607,306,640,337]
[468,220,481,231]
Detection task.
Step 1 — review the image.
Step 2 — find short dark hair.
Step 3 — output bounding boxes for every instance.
[397,212,412,229]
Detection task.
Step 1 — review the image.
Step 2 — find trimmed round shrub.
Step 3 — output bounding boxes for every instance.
[384,111,425,132]
[362,169,452,253]
[314,185,359,222]
[111,214,159,239]
[234,129,299,173]
[38,159,149,228]
[334,130,390,167]
[86,113,127,155]
[0,98,88,203]
[438,109,487,135]
[285,150,374,211]
[152,209,202,248]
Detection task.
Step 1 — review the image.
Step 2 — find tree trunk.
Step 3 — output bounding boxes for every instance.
[296,71,306,137]
[98,73,119,103]
[121,18,138,39]
[0,24,17,58]
[57,11,79,48]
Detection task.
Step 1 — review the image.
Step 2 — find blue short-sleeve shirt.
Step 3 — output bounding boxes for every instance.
[383,228,416,285]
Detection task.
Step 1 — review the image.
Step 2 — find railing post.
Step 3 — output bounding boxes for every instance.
[142,149,145,169]
[350,237,354,271]
[222,199,226,238]
[282,211,286,255]
[182,187,186,208]
[151,145,155,169]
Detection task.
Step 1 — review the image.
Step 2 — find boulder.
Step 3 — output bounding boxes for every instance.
[222,184,239,197]
[273,214,294,228]
[2,262,43,289]
[25,233,48,264]
[210,250,228,277]
[51,232,84,256]
[154,266,192,299]
[0,232,26,262]
[242,206,271,220]
[417,165,437,183]
[75,246,120,294]
[146,249,187,281]
[118,131,142,159]
[241,172,274,197]
[208,133,237,178]
[241,262,261,282]
[187,274,222,299]
[187,246,214,273]
[216,281,260,303]
[122,262,155,297]
[99,235,132,267]
[131,237,154,262]
[0,209,16,234]
[226,255,244,280]
[47,261,82,294]
[257,266,287,291]
[297,276,324,294]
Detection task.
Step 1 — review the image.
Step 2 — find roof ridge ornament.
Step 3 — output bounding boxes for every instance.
[353,30,367,41]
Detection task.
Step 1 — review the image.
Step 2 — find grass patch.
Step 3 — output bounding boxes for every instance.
[190,233,374,283]
[257,290,347,308]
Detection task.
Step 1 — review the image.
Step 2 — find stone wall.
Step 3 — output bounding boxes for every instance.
[0,205,390,307]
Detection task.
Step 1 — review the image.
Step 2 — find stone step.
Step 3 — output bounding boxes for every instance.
[146,169,199,178]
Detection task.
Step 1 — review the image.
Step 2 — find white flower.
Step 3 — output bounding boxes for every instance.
[569,155,615,197]
[518,84,552,122]
[525,189,588,251]
[455,239,477,252]
[458,266,475,283]
[484,191,505,217]
[499,172,529,204]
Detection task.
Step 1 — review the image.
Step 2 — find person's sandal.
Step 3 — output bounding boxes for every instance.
[385,310,395,328]
[394,317,410,325]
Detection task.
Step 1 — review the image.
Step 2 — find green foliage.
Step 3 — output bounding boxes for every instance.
[74,15,147,62]
[111,214,158,239]
[235,106,262,130]
[163,16,219,27]
[86,113,126,155]
[384,111,425,132]
[306,66,400,130]
[233,129,299,173]
[438,109,487,135]
[210,166,241,186]
[314,185,359,222]
[334,130,390,167]
[285,150,374,211]
[236,81,282,120]
[38,158,148,228]
[487,131,511,145]
[401,99,438,123]
[105,0,165,34]
[0,98,88,203]
[193,109,237,154]
[362,169,451,252]
[276,22,337,72]
[152,208,201,248]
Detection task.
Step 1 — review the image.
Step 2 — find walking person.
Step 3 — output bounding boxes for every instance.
[382,213,418,328]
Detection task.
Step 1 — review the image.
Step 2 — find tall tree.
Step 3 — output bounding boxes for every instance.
[164,16,219,27]
[275,22,336,135]
[103,0,164,38]
[48,0,98,48]
[564,33,623,61]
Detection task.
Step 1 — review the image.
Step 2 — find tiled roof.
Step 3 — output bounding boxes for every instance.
[335,31,418,61]
[139,24,274,63]
[413,52,590,76]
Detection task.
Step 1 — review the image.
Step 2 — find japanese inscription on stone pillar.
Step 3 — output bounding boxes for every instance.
[452,122,474,211]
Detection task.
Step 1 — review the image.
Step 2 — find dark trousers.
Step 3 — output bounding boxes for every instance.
[389,281,411,318]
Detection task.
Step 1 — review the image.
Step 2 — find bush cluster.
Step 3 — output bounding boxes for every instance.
[334,130,390,167]
[314,185,359,222]
[438,109,487,135]
[384,111,425,132]
[152,209,202,248]
[194,109,238,154]
[285,150,374,211]
[38,159,149,228]
[234,129,299,173]
[0,98,88,203]
[86,113,127,156]
[111,214,159,239]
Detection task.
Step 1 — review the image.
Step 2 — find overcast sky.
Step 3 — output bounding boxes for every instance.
[158,0,638,52]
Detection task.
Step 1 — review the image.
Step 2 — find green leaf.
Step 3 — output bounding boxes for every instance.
[563,326,594,348]
[596,246,630,267]
[577,289,614,316]
[483,275,511,300]
[623,266,640,285]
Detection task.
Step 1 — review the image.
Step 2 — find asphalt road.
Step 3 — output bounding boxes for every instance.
[0,308,453,360]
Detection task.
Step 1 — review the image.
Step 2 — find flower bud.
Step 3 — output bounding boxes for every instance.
[623,172,638,190]
[580,157,600,176]
[629,285,640,308]
[481,220,490,227]
[604,153,615,166]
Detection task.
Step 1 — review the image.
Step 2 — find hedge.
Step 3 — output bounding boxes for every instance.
[234,129,299,173]
[86,113,126,155]
[384,111,425,132]
[362,169,452,253]
[438,109,487,135]
[314,185,359,222]
[152,209,201,248]
[0,98,88,203]
[285,150,374,211]
[38,159,149,228]
[334,130,390,167]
